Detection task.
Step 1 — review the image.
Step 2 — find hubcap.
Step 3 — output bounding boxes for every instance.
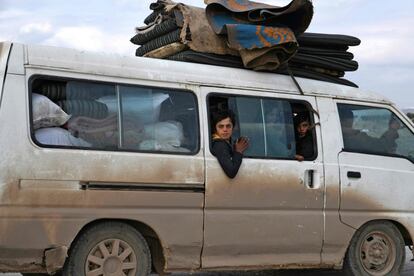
[85,238,137,276]
[359,231,396,275]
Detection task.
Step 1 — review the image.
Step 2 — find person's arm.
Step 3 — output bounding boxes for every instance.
[212,140,243,179]
[301,134,315,159]
[295,154,304,161]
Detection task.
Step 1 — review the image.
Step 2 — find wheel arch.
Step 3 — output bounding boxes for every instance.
[66,218,167,274]
[351,219,413,246]
[388,220,413,246]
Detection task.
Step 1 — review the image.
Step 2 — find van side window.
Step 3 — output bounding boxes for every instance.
[209,95,316,160]
[118,85,198,153]
[30,78,199,154]
[338,103,414,161]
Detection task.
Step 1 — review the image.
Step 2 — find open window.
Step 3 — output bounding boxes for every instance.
[208,94,317,160]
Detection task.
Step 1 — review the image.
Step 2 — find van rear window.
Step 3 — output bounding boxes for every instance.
[30,77,199,154]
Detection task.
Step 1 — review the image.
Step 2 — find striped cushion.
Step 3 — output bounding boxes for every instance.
[135,29,181,57]
[131,19,179,45]
[38,82,66,101]
[57,100,108,119]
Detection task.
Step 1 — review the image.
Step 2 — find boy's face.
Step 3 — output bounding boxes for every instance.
[297,121,310,137]
[215,117,233,140]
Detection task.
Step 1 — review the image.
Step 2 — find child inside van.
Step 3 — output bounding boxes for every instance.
[211,110,249,178]
[295,113,314,161]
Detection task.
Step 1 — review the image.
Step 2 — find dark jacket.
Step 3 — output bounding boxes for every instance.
[296,132,314,159]
[211,138,243,178]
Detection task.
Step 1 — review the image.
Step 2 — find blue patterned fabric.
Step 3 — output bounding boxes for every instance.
[205,0,313,51]
[205,0,313,35]
[226,24,297,50]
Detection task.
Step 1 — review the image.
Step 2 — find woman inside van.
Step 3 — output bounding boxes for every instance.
[211,110,249,178]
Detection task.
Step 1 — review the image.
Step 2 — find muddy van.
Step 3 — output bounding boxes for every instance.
[0,41,413,276]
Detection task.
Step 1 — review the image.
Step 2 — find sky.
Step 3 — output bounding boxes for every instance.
[1,0,413,109]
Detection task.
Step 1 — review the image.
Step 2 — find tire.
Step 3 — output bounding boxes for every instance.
[62,221,151,276]
[344,221,405,276]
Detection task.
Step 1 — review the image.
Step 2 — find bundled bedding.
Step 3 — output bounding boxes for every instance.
[131,0,360,87]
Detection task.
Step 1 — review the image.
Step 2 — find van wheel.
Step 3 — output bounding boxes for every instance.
[62,221,151,276]
[344,221,405,276]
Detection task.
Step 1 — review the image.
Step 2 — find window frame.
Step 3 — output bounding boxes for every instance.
[337,102,414,163]
[28,75,201,155]
[207,92,318,161]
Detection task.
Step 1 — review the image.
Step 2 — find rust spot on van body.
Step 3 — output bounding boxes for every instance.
[45,246,68,274]
[0,248,44,273]
[0,246,66,273]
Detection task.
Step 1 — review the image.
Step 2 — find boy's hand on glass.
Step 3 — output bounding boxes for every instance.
[235,137,249,153]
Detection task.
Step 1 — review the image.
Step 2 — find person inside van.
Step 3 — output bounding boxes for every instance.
[339,108,384,152]
[294,113,314,161]
[380,115,400,154]
[211,110,249,178]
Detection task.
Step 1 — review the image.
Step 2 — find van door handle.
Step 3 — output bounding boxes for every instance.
[304,170,315,189]
[307,170,314,188]
[304,170,320,189]
[347,171,361,179]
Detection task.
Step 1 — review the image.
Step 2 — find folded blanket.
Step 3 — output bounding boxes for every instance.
[133,0,313,71]
[135,29,182,56]
[205,0,313,35]
[131,19,179,45]
[204,0,313,70]
[68,114,147,133]
[57,100,109,119]
[132,1,360,87]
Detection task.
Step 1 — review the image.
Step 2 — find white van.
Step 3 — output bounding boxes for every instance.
[0,41,413,276]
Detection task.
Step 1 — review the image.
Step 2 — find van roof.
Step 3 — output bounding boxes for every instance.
[12,42,391,105]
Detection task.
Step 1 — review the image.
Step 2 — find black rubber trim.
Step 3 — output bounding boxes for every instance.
[291,53,359,72]
[297,32,361,48]
[166,50,358,87]
[283,66,358,87]
[135,29,181,57]
[131,19,179,45]
[81,182,205,193]
[298,46,354,60]
[167,50,244,68]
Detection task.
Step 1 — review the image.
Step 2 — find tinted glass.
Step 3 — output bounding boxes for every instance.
[32,79,118,149]
[31,78,199,154]
[228,96,296,159]
[338,103,414,161]
[119,85,198,153]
